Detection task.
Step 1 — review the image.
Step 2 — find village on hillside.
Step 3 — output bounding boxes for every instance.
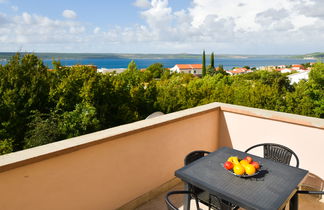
[94,62,314,85]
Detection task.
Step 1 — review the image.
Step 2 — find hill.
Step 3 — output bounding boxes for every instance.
[1,52,321,61]
[0,52,202,60]
[295,52,324,59]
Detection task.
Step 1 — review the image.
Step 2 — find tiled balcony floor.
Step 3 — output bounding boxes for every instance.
[136,182,324,210]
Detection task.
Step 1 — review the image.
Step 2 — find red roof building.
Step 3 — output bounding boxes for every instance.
[170,64,203,75]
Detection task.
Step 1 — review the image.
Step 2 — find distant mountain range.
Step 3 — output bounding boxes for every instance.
[0,52,323,60]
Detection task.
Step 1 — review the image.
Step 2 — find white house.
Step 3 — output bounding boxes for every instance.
[287,71,310,84]
[226,68,251,75]
[280,68,293,73]
[277,65,286,68]
[97,68,127,74]
[291,64,304,71]
[170,64,203,75]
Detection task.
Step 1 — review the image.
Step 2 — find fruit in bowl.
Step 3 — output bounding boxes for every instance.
[244,156,253,164]
[251,161,260,170]
[240,159,249,166]
[223,161,234,170]
[224,156,261,176]
[244,164,256,175]
[233,164,245,175]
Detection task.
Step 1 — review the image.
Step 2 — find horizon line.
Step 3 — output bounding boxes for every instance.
[1,51,322,56]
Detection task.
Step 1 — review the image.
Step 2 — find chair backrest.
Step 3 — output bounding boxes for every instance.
[165,190,199,210]
[245,143,299,167]
[184,151,210,195]
[183,150,237,210]
[184,150,210,166]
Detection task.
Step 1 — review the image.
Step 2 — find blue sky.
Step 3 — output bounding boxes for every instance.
[0,0,324,54]
[0,0,190,26]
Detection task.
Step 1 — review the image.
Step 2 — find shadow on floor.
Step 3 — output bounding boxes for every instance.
[136,182,324,210]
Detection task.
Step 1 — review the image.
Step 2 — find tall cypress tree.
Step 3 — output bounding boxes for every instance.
[202,50,206,76]
[211,52,215,69]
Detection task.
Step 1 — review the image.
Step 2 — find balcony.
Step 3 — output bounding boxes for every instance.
[0,102,323,209]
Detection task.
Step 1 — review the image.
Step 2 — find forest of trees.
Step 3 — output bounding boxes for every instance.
[0,54,323,155]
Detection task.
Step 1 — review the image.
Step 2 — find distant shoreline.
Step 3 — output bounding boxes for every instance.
[1,52,323,60]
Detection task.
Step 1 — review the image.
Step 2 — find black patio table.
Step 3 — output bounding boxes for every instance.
[175,147,308,210]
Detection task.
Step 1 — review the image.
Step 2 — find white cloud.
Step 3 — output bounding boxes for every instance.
[298,0,324,18]
[62,9,77,19]
[140,0,172,37]
[1,0,324,53]
[0,0,8,3]
[0,12,85,48]
[133,0,151,9]
[93,27,101,34]
[22,12,32,24]
[0,13,9,25]
[84,0,324,53]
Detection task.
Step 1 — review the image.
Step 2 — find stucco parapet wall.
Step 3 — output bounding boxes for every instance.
[0,103,221,172]
[0,102,322,172]
[215,102,324,129]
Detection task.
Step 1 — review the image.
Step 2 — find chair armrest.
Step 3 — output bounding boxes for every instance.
[165,190,200,210]
[297,190,324,194]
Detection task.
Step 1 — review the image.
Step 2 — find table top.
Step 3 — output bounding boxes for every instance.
[175,147,308,210]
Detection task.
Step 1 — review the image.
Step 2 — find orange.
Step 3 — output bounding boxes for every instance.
[233,164,245,175]
[245,164,256,175]
[240,160,249,166]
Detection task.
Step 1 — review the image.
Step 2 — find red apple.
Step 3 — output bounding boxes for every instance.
[224,161,234,170]
[244,156,253,164]
[251,161,260,170]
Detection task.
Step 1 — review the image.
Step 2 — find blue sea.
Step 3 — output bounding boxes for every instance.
[0,57,319,70]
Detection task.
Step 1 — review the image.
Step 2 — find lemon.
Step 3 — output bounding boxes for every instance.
[245,164,256,175]
[240,160,249,166]
[232,157,240,165]
[233,164,245,175]
[227,156,234,163]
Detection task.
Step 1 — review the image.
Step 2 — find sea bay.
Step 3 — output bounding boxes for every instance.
[0,56,319,70]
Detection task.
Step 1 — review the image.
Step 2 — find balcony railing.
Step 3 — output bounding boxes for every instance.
[0,102,323,209]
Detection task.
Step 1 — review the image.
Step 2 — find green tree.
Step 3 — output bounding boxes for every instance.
[0,139,14,155]
[309,62,324,87]
[155,74,194,113]
[202,50,206,76]
[146,63,165,78]
[24,111,62,149]
[216,64,228,75]
[0,53,50,150]
[49,65,98,111]
[207,65,215,75]
[243,65,250,69]
[58,103,100,138]
[128,60,138,71]
[211,52,215,68]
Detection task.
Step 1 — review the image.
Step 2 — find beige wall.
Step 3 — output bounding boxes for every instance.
[219,110,324,180]
[0,106,220,210]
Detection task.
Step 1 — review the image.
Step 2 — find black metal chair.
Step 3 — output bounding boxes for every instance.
[165,190,200,210]
[297,190,324,195]
[184,150,211,166]
[244,143,299,167]
[295,190,324,209]
[184,150,238,210]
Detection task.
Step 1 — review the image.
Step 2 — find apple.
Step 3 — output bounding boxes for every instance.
[251,161,260,170]
[244,156,253,164]
[224,161,234,170]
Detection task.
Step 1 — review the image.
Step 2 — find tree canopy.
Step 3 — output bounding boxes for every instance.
[0,53,323,155]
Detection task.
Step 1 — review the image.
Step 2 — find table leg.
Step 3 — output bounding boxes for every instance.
[184,183,190,210]
[289,192,298,210]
